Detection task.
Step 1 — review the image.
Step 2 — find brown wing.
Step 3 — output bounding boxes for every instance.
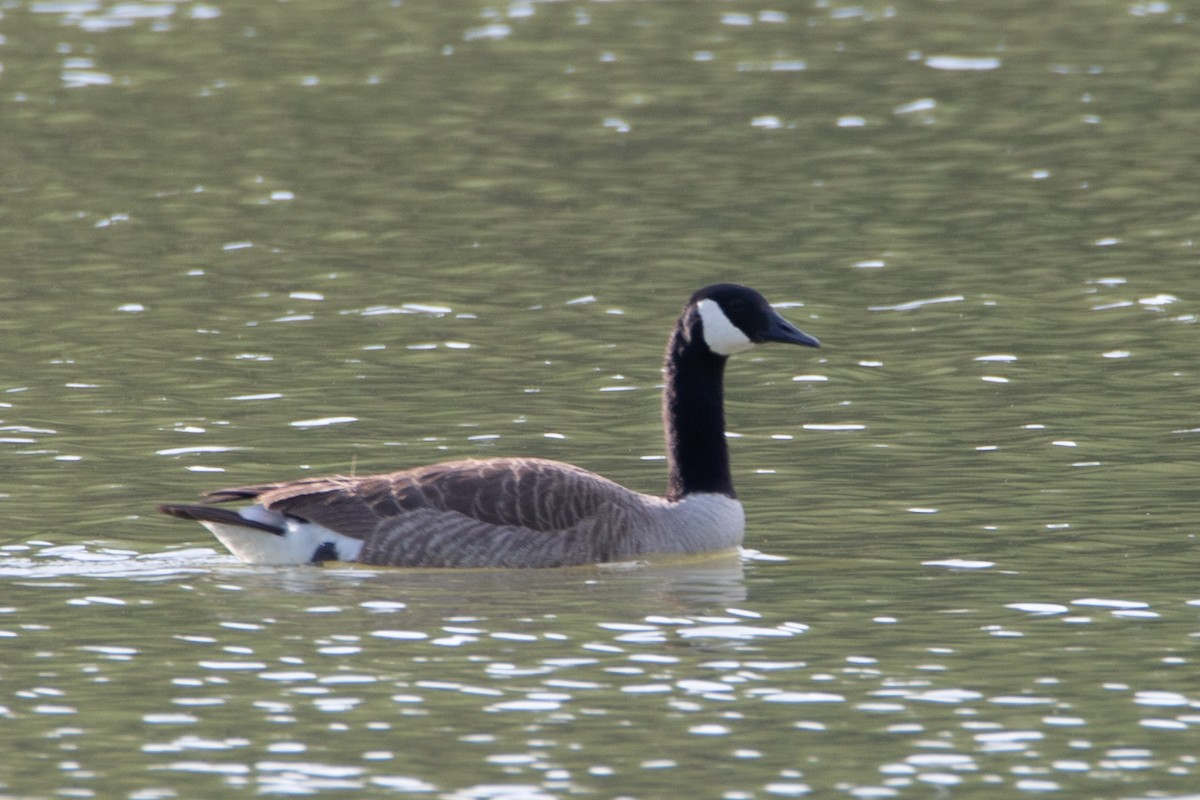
[201,457,630,541]
[355,503,636,568]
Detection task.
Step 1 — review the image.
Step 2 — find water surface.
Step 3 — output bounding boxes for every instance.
[2,1,1199,798]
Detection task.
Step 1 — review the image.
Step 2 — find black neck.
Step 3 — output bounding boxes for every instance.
[662,316,735,501]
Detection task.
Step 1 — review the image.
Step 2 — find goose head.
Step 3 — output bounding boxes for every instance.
[690,283,820,357]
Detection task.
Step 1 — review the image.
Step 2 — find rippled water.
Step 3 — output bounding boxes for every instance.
[3,1,1200,798]
[5,544,1200,798]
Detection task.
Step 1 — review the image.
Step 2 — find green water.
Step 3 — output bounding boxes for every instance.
[2,1,1199,797]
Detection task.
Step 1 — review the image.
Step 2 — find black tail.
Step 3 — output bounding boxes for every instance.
[158,504,285,535]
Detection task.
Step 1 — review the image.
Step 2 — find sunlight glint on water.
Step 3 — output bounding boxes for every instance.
[2,1,1199,797]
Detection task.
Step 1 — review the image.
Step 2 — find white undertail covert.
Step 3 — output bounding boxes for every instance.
[203,506,363,565]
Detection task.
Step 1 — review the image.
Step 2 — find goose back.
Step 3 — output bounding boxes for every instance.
[207,458,616,535]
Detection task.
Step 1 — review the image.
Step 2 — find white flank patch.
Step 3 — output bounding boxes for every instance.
[201,505,362,565]
[697,299,754,356]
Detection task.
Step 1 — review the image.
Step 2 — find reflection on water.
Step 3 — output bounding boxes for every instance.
[0,540,750,606]
[4,0,1200,797]
[3,538,1199,798]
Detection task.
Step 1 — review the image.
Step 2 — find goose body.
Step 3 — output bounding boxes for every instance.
[159,284,819,567]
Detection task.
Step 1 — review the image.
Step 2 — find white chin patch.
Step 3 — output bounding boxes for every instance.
[697,299,754,356]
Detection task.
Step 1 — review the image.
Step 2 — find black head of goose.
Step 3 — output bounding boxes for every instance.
[159,283,820,567]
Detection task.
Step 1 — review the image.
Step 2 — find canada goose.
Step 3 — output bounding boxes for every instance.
[159,283,820,567]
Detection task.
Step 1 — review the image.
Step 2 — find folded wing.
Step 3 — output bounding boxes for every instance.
[200,457,642,567]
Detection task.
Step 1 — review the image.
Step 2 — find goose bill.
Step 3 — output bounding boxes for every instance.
[762,312,820,348]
